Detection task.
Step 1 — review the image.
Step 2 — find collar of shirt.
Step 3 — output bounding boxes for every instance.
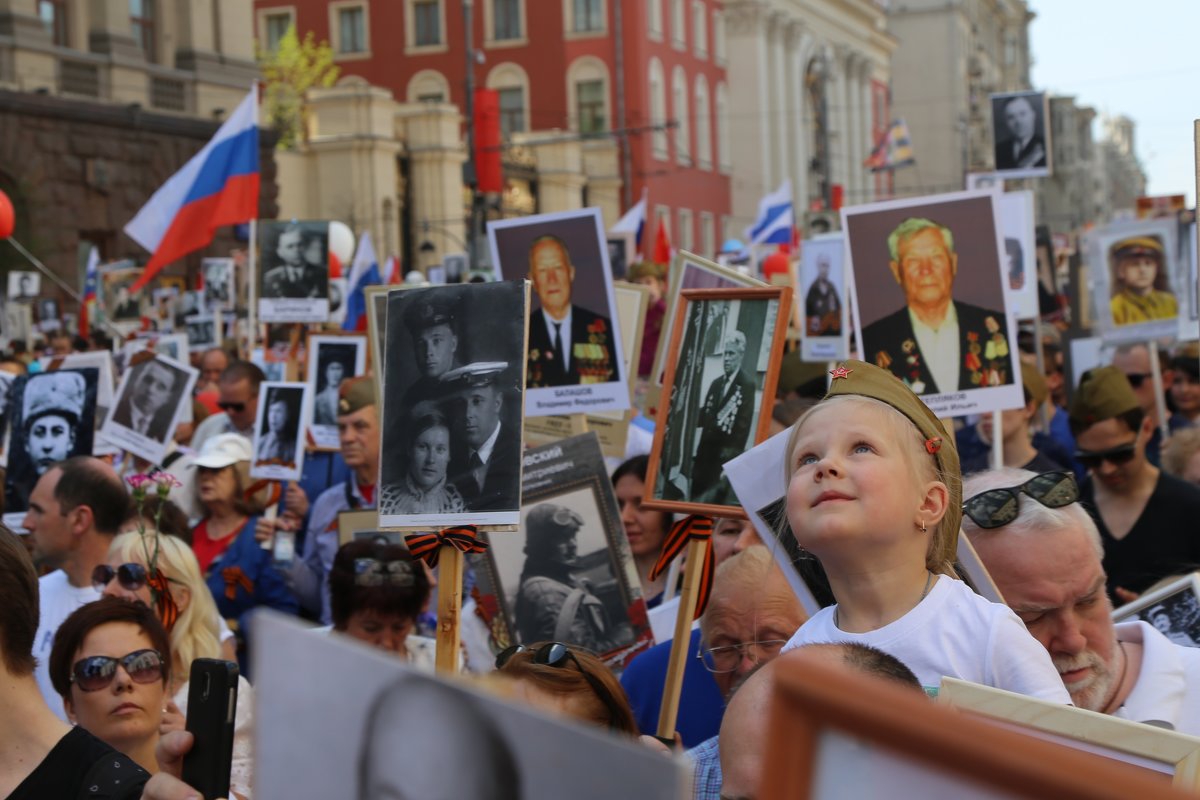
[474,421,502,466]
[130,405,150,432]
[1114,620,1187,731]
[907,302,960,393]
[541,306,573,368]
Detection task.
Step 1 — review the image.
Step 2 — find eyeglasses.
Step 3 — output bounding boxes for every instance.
[696,640,789,674]
[70,649,166,692]
[495,642,626,731]
[1073,442,1138,471]
[1123,372,1151,389]
[962,471,1079,530]
[353,558,415,587]
[92,563,150,593]
[217,401,246,413]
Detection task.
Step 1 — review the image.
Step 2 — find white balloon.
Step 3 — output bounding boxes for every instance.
[328,221,355,264]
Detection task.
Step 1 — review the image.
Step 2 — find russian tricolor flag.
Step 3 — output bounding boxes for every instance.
[610,188,648,256]
[343,231,382,332]
[125,87,260,291]
[79,246,99,335]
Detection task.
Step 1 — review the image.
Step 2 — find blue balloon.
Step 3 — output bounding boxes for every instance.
[721,238,745,253]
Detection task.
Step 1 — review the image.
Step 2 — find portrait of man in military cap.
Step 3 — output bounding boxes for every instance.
[382,281,527,527]
[1109,234,1177,326]
[258,220,331,323]
[5,368,98,513]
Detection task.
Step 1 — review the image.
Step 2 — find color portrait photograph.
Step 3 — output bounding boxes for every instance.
[799,234,848,362]
[1090,217,1180,343]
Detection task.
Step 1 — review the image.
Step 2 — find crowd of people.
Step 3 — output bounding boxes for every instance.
[1,251,1199,800]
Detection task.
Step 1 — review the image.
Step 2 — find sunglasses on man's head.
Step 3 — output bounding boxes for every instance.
[70,649,166,692]
[217,401,246,413]
[1073,442,1137,471]
[962,471,1079,530]
[92,563,149,593]
[495,642,626,730]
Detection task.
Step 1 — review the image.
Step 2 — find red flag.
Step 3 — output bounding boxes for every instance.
[475,89,502,194]
[653,220,672,266]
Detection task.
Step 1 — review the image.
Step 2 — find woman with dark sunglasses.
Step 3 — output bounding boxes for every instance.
[47,598,171,775]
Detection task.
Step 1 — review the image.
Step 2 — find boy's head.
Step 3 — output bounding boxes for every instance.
[1068,367,1151,493]
[1110,236,1165,297]
[0,527,39,676]
[784,361,960,575]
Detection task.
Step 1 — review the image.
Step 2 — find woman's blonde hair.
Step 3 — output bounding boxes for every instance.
[783,395,958,577]
[108,529,222,682]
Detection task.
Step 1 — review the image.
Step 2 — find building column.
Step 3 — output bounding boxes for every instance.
[520,134,587,213]
[398,103,467,269]
[858,63,874,202]
[767,11,789,189]
[781,19,804,203]
[790,32,812,211]
[826,45,847,194]
[723,1,771,236]
[581,139,622,229]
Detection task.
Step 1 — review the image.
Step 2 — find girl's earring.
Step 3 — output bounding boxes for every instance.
[919,519,927,534]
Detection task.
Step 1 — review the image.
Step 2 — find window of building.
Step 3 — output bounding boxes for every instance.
[414,0,441,46]
[671,0,685,50]
[497,87,525,138]
[648,0,663,40]
[262,10,294,51]
[712,10,725,63]
[692,1,706,58]
[678,208,693,251]
[700,212,715,258]
[493,0,521,40]
[694,76,711,169]
[38,0,68,46]
[129,0,155,61]
[337,5,367,53]
[566,57,610,135]
[572,0,604,32]
[715,82,730,172]
[672,66,689,164]
[407,69,451,103]
[576,80,605,135]
[649,58,667,161]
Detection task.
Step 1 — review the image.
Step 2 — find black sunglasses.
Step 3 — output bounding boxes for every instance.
[92,563,149,593]
[1123,372,1151,389]
[495,642,626,730]
[962,471,1079,530]
[70,649,166,692]
[217,401,246,413]
[1073,442,1137,471]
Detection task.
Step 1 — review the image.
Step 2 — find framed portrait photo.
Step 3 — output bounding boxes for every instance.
[100,353,198,465]
[645,286,791,517]
[843,189,1024,419]
[488,207,630,416]
[470,433,653,669]
[1089,217,1180,344]
[379,281,529,530]
[307,334,367,450]
[989,90,1051,179]
[1112,572,1200,649]
[100,263,144,326]
[799,234,849,362]
[184,313,220,353]
[606,231,636,281]
[7,271,40,301]
[202,257,235,312]
[257,220,331,323]
[251,382,311,482]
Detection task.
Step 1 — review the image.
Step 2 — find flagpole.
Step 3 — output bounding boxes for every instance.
[245,83,260,360]
[4,237,125,340]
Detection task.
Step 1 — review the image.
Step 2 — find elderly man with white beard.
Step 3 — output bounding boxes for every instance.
[962,467,1200,732]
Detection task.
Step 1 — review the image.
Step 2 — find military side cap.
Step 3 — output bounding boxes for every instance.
[403,297,455,335]
[24,371,86,423]
[338,375,377,415]
[439,362,508,390]
[1112,236,1164,261]
[824,360,962,542]
[1068,366,1139,428]
[1019,360,1048,407]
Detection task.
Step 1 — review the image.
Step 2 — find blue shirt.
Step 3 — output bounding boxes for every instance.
[619,627,725,748]
[688,736,722,800]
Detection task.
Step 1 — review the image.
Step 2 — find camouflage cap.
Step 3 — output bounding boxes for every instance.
[337,375,377,416]
[1019,360,1048,407]
[1068,366,1139,429]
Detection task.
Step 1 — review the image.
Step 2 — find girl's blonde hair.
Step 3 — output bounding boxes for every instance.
[784,394,959,577]
[108,529,222,683]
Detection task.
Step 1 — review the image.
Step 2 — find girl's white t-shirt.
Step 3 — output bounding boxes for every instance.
[782,576,1071,703]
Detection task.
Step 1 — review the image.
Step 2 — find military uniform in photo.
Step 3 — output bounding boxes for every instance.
[263,263,328,300]
[401,297,461,411]
[527,305,618,388]
[692,360,756,503]
[444,363,520,512]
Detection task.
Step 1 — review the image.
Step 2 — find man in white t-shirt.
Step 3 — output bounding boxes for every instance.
[964,467,1200,734]
[22,456,128,719]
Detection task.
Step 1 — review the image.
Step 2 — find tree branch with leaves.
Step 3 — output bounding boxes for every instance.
[257,25,341,151]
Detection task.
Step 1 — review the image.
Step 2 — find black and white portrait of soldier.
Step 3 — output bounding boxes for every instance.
[5,369,97,512]
[691,331,757,505]
[7,271,39,301]
[111,285,141,321]
[185,314,217,350]
[804,252,841,336]
[260,221,329,300]
[110,358,186,442]
[255,386,301,466]
[400,296,461,410]
[991,91,1050,176]
[203,258,234,311]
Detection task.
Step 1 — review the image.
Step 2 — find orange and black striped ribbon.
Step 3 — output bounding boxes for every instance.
[405,526,489,568]
[245,480,283,508]
[648,514,715,619]
[222,566,254,601]
[146,569,180,632]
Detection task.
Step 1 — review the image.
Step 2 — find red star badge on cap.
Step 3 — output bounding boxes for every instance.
[830,365,853,380]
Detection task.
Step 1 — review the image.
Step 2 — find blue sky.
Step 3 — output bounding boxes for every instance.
[1029,0,1199,205]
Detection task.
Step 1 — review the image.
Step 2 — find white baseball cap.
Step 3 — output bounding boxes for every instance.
[191,433,253,469]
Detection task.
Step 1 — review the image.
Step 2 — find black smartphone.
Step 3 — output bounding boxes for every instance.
[181,658,239,800]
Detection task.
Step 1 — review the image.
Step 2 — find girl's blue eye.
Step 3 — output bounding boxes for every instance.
[852,442,873,454]
[798,454,818,466]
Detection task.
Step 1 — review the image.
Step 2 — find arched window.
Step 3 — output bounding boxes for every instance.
[672,66,689,164]
[406,69,451,103]
[648,58,667,160]
[647,0,663,40]
[566,56,611,135]
[694,75,711,170]
[715,82,730,172]
[486,62,531,138]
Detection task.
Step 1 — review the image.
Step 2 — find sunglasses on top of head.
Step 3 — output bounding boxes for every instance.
[961,471,1079,530]
[495,642,626,731]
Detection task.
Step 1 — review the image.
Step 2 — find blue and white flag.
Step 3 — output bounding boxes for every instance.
[343,231,382,332]
[744,180,794,248]
[610,189,648,253]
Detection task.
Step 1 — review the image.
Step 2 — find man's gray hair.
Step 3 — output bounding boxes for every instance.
[961,467,1103,559]
[887,218,955,262]
[725,331,747,353]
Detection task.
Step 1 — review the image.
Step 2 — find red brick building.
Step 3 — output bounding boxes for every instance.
[252,0,730,258]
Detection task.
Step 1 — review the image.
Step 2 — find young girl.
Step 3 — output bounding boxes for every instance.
[780,360,1070,701]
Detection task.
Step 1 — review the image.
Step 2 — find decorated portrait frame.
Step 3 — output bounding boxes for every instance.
[644,286,791,519]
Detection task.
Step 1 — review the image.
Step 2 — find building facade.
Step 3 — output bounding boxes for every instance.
[253,0,731,261]
[0,0,274,293]
[1094,115,1147,221]
[888,0,1033,195]
[723,0,895,236]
